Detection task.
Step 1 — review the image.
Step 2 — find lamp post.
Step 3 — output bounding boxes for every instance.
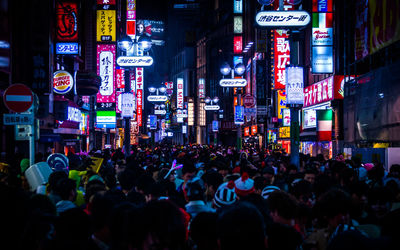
[148,86,167,148]
[220,62,246,151]
[205,96,220,146]
[117,34,153,157]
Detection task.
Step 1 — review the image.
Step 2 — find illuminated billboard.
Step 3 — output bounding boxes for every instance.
[96,10,116,42]
[56,2,78,42]
[96,44,116,103]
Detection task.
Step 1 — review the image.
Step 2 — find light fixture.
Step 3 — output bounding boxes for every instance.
[148,87,156,93]
[205,97,211,104]
[138,35,152,52]
[118,35,133,51]
[159,86,167,93]
[160,104,166,109]
[234,63,245,75]
[220,62,232,76]
[213,97,219,103]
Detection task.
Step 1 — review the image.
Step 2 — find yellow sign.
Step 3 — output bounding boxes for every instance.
[277,90,287,120]
[97,10,116,42]
[90,157,104,173]
[279,127,290,138]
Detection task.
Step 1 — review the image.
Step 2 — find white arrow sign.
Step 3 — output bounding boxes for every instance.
[219,79,247,87]
[255,11,311,28]
[204,105,220,111]
[117,56,154,67]
[147,95,168,102]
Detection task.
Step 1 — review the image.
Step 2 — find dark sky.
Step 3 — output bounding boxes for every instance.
[136,0,169,21]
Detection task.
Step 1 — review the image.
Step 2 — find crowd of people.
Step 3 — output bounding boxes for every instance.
[1,144,400,250]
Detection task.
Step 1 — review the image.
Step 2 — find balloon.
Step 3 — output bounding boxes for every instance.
[47,153,69,173]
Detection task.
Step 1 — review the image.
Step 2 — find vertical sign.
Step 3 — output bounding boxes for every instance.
[277,90,287,120]
[149,115,157,130]
[165,81,173,95]
[116,68,125,89]
[126,0,136,39]
[198,78,205,98]
[136,67,143,126]
[96,44,116,103]
[274,30,290,89]
[233,0,243,14]
[56,2,78,42]
[234,105,244,125]
[285,66,304,105]
[96,10,116,42]
[177,78,184,109]
[233,36,243,54]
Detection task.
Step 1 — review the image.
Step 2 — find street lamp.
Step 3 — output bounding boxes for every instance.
[219,62,246,151]
[138,35,152,52]
[118,35,133,51]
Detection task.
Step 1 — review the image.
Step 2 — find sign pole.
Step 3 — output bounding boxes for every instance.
[29,98,36,166]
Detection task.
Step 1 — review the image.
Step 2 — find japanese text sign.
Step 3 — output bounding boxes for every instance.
[177,78,184,109]
[56,2,78,42]
[96,10,116,42]
[274,30,290,89]
[96,44,116,103]
[255,11,310,28]
[285,66,304,105]
[136,68,143,126]
[233,36,243,54]
[303,76,346,107]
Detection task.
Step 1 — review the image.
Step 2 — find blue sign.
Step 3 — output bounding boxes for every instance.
[234,105,244,125]
[56,42,79,55]
[234,0,243,14]
[212,120,219,132]
[149,115,157,130]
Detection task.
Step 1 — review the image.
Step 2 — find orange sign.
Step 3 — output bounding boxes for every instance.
[251,125,258,135]
[244,127,250,137]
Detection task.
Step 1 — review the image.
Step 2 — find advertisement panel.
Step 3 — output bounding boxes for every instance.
[198,78,205,98]
[312,0,333,12]
[116,68,125,89]
[165,81,173,95]
[244,127,250,137]
[56,43,79,55]
[234,105,244,125]
[279,127,291,139]
[177,78,184,109]
[233,0,243,14]
[283,108,291,126]
[233,36,243,54]
[212,121,219,132]
[286,66,304,105]
[136,20,165,45]
[234,16,243,34]
[97,44,116,103]
[96,10,116,42]
[121,92,135,118]
[251,125,258,135]
[96,111,116,129]
[127,0,136,20]
[277,90,287,120]
[255,11,311,28]
[136,67,143,126]
[274,30,290,89]
[56,2,78,42]
[53,70,74,95]
[312,46,333,73]
[149,115,157,130]
[312,12,333,45]
[303,76,347,107]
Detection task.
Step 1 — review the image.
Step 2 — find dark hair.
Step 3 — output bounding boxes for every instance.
[190,212,218,250]
[182,162,197,175]
[315,188,351,220]
[267,190,298,220]
[202,171,223,190]
[117,169,137,192]
[135,173,155,195]
[54,178,77,200]
[47,171,68,192]
[84,179,106,203]
[254,176,268,191]
[217,201,266,250]
[185,177,205,201]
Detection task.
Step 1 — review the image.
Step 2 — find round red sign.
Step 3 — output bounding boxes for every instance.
[3,84,33,113]
[243,94,256,108]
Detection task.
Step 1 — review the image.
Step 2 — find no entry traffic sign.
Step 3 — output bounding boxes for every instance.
[3,84,33,113]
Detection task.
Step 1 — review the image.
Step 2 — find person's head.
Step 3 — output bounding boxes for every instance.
[182,163,197,183]
[47,171,68,193]
[190,212,218,250]
[202,171,223,199]
[262,166,275,184]
[217,201,267,250]
[267,190,298,226]
[254,176,268,195]
[213,181,237,209]
[304,167,317,185]
[314,188,352,228]
[185,177,205,202]
[290,179,315,207]
[54,178,77,201]
[136,20,144,34]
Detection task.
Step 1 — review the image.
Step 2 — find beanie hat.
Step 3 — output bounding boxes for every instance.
[363,163,374,171]
[213,181,237,208]
[261,185,280,200]
[20,158,30,173]
[234,172,255,197]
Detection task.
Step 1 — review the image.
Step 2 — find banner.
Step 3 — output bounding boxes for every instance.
[96,10,116,42]
[136,67,143,126]
[277,90,287,120]
[96,44,116,103]
[274,30,290,89]
[56,2,78,42]
[317,109,332,141]
[177,78,184,109]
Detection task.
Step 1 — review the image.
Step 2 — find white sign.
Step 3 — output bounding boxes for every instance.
[67,107,82,122]
[182,125,187,134]
[283,108,291,126]
[204,105,220,111]
[255,11,311,27]
[176,113,188,118]
[312,46,333,73]
[312,28,333,46]
[147,95,168,102]
[56,42,79,55]
[286,66,304,105]
[96,115,116,123]
[116,56,154,67]
[219,78,247,87]
[198,78,205,98]
[154,109,166,115]
[177,78,184,109]
[3,113,34,125]
[121,92,135,118]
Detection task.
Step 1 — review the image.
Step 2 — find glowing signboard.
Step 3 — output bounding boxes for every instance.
[177,78,184,109]
[255,11,311,27]
[274,30,290,89]
[96,10,116,42]
[147,95,168,102]
[116,56,154,67]
[204,105,220,111]
[219,79,247,87]
[56,43,79,55]
[96,44,116,103]
[56,2,78,42]
[53,71,74,94]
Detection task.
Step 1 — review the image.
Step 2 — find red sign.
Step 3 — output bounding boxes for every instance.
[136,67,143,126]
[312,0,333,12]
[116,68,125,89]
[244,127,250,137]
[251,125,258,135]
[243,94,256,108]
[126,20,136,37]
[56,2,78,42]
[272,117,278,123]
[274,30,290,89]
[97,0,116,4]
[97,44,116,103]
[234,36,243,54]
[303,76,348,108]
[3,84,33,113]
